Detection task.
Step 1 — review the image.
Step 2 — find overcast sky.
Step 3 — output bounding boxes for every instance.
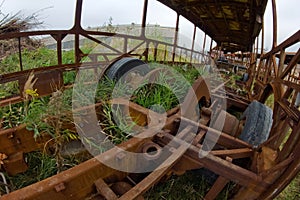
[1,0,299,51]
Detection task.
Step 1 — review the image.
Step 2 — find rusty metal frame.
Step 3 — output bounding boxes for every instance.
[1,0,300,199]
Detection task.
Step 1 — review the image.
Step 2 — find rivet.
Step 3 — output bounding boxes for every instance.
[55,182,66,192]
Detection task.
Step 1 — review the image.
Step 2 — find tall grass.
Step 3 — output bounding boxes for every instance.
[144,171,235,200]
[1,47,299,199]
[5,152,57,190]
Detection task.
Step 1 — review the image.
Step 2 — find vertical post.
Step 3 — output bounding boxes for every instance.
[154,43,158,61]
[75,34,81,64]
[164,45,167,62]
[261,18,264,55]
[172,13,180,63]
[271,0,277,49]
[255,37,259,57]
[190,25,196,62]
[144,41,149,61]
[18,37,23,71]
[57,34,62,65]
[124,37,128,54]
[73,0,83,64]
[73,0,83,30]
[202,33,207,55]
[141,0,149,37]
[209,38,213,56]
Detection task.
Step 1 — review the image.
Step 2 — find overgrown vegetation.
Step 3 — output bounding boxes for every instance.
[4,152,57,190]
[0,7,42,60]
[275,172,300,200]
[0,11,299,199]
[1,45,299,198]
[145,171,235,200]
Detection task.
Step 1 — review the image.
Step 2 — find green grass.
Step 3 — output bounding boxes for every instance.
[0,102,25,129]
[265,94,274,110]
[144,171,234,200]
[275,172,300,200]
[1,47,299,199]
[4,152,57,190]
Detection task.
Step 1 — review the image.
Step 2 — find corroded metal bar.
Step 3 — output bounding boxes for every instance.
[172,13,180,63]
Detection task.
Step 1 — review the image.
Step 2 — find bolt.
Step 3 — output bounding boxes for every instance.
[7,133,14,139]
[55,182,66,192]
[116,152,126,161]
[79,123,84,128]
[169,147,176,153]
[156,132,164,138]
[174,118,180,123]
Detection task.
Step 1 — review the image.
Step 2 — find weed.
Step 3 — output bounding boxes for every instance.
[5,152,57,190]
[0,103,25,129]
[275,172,300,200]
[144,171,235,200]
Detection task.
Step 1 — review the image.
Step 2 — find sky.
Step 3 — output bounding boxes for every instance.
[1,0,299,52]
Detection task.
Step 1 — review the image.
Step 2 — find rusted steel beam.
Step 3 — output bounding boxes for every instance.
[204,157,232,200]
[280,48,300,79]
[271,0,277,49]
[0,30,75,40]
[94,178,118,200]
[259,138,300,199]
[172,13,180,63]
[141,0,148,37]
[261,30,300,59]
[18,37,23,71]
[155,131,261,187]
[179,116,252,149]
[72,0,83,30]
[205,176,230,200]
[118,126,194,200]
[260,17,264,55]
[2,151,28,176]
[190,25,197,62]
[277,121,300,163]
[202,33,207,55]
[0,124,49,156]
[0,129,156,200]
[211,148,253,159]
[181,77,211,120]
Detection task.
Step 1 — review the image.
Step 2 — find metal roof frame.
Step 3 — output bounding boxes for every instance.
[157,0,268,52]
